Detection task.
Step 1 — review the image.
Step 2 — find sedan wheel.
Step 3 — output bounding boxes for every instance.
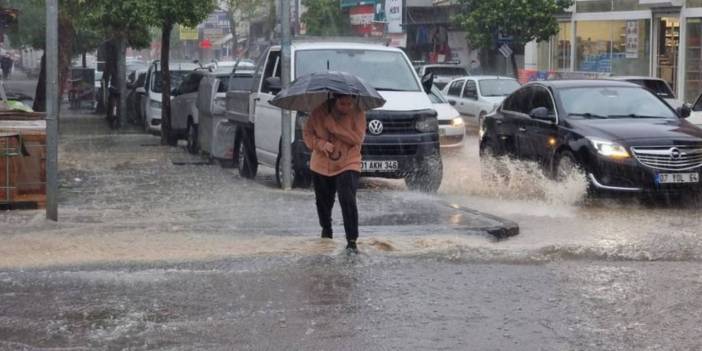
[555,151,584,181]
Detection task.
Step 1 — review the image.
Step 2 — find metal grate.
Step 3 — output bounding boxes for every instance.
[631,146,702,171]
[366,116,415,134]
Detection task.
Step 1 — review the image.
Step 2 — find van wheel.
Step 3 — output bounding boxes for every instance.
[405,154,442,193]
[186,120,199,155]
[276,150,311,189]
[238,132,257,179]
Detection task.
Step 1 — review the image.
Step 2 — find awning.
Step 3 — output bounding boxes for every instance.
[341,0,377,9]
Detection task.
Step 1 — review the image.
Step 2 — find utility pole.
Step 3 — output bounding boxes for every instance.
[280,0,292,190]
[46,0,58,221]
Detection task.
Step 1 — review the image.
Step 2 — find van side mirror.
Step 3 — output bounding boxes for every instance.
[265,77,282,94]
[421,72,434,93]
[529,107,553,121]
[677,103,692,118]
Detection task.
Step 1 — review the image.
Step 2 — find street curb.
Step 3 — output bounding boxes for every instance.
[439,201,520,240]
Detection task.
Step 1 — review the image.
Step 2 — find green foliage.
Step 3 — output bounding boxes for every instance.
[149,0,217,27]
[453,0,572,48]
[85,0,153,48]
[301,0,348,36]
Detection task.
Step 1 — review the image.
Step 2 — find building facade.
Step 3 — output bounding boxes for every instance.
[527,0,702,102]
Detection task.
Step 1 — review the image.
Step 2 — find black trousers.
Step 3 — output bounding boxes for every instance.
[312,171,360,242]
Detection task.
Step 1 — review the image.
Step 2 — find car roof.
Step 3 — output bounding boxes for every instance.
[467,75,516,80]
[274,41,404,53]
[525,79,641,89]
[421,64,464,68]
[609,76,665,82]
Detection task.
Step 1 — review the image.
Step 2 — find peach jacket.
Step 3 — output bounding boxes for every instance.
[303,104,367,177]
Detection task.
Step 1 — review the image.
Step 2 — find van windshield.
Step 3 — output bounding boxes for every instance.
[295,49,421,92]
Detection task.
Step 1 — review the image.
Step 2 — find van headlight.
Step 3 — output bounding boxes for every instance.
[415,116,438,132]
[150,100,162,110]
[587,137,630,159]
[450,117,464,128]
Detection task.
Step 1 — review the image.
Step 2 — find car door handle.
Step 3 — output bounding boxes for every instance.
[519,127,527,132]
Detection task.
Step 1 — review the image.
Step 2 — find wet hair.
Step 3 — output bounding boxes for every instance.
[327,93,356,113]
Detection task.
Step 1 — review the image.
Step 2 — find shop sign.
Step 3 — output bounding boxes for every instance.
[386,0,403,33]
[350,5,385,36]
[350,5,374,26]
[179,26,198,41]
[388,33,407,48]
[625,20,639,59]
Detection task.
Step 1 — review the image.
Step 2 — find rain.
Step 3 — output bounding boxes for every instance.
[2,0,702,350]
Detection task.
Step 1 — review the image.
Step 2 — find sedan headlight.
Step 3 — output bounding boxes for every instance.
[587,137,630,159]
[150,100,162,110]
[450,117,464,128]
[415,116,438,133]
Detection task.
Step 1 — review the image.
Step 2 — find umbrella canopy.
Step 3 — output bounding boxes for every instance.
[269,71,386,113]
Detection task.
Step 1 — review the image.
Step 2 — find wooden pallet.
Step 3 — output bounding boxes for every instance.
[1,120,46,210]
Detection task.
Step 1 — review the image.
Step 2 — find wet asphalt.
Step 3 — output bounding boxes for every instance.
[2,77,702,349]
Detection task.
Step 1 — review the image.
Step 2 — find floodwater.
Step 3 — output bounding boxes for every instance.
[2,107,702,349]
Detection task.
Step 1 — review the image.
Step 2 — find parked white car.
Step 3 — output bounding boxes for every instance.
[441,76,520,126]
[428,86,464,148]
[416,64,469,90]
[610,76,684,109]
[689,93,702,127]
[140,61,198,135]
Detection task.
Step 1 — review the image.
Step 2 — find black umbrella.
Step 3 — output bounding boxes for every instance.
[269,71,386,113]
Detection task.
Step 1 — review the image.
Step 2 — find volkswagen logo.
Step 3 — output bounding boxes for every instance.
[368,120,384,135]
[670,147,682,160]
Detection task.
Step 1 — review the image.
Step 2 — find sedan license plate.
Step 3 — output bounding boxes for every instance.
[362,160,398,172]
[656,172,699,184]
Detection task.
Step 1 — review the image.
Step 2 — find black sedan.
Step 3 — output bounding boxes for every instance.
[479,80,702,194]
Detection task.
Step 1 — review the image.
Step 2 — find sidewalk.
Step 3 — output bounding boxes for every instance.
[0,111,517,268]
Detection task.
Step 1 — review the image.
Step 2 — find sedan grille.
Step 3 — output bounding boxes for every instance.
[630,146,702,171]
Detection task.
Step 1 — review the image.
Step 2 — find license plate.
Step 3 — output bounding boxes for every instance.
[362,160,398,172]
[656,172,700,184]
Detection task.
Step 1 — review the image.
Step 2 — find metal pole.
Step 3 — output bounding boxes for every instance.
[280,0,292,190]
[118,36,127,128]
[46,0,59,221]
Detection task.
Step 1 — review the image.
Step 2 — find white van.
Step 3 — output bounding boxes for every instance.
[227,40,444,192]
[139,61,198,135]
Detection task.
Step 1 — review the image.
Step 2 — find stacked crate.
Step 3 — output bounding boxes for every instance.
[0,113,46,209]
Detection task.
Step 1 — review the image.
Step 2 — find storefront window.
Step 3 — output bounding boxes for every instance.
[612,0,641,11]
[552,22,572,71]
[687,0,702,7]
[575,19,650,76]
[685,18,702,102]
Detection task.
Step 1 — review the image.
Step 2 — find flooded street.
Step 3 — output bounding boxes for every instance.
[2,113,702,350]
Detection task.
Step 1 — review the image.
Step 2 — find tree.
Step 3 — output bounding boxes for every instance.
[148,0,216,145]
[453,0,572,78]
[87,0,152,126]
[223,0,270,57]
[301,0,349,36]
[2,0,80,111]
